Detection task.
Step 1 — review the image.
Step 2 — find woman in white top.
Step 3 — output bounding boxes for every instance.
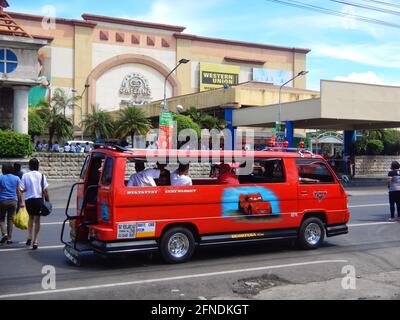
[20,158,50,250]
[171,164,192,186]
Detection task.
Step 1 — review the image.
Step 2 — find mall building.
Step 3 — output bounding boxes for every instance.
[1,8,316,140]
[3,7,400,156]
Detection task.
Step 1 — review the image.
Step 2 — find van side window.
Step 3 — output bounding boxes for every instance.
[296,159,335,184]
[239,158,286,184]
[101,158,113,185]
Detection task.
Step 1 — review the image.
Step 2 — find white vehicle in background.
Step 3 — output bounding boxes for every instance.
[66,141,94,153]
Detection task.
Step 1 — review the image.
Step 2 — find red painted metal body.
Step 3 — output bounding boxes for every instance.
[69,149,350,250]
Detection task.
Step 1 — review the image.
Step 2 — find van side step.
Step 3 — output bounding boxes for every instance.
[90,239,158,254]
[326,224,349,237]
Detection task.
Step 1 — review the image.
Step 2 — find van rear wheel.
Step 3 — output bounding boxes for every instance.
[160,227,195,264]
[298,218,325,250]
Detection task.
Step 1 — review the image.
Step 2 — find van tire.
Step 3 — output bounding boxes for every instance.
[297,218,325,250]
[160,227,195,264]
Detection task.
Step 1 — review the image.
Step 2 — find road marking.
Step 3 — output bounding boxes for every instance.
[42,222,64,226]
[0,245,64,253]
[348,222,397,227]
[349,204,387,208]
[0,259,348,299]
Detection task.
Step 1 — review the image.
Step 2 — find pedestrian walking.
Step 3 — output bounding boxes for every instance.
[387,161,400,222]
[20,158,50,250]
[0,164,24,245]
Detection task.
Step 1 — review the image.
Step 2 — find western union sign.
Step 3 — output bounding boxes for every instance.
[200,63,240,92]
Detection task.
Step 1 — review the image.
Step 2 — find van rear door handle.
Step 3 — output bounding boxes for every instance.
[301,191,308,196]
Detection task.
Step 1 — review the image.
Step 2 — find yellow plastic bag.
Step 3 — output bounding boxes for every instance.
[13,207,29,230]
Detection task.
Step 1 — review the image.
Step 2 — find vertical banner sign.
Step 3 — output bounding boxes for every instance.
[159,112,174,150]
[273,123,286,147]
[200,63,240,92]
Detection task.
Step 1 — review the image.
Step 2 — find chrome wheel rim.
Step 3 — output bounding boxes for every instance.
[305,223,322,245]
[168,233,190,258]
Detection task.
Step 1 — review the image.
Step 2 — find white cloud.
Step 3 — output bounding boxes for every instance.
[312,44,400,69]
[334,71,400,86]
[129,0,228,35]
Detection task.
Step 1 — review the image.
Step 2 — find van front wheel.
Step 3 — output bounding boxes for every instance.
[298,218,325,250]
[160,227,195,264]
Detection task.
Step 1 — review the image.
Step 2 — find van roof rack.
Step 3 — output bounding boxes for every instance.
[263,147,315,158]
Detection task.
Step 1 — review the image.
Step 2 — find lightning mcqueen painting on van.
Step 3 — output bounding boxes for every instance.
[239,193,272,215]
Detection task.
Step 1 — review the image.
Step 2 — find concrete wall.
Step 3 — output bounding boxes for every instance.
[10,153,211,181]
[355,156,399,176]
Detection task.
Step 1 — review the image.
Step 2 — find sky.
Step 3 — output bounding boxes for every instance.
[8,0,400,90]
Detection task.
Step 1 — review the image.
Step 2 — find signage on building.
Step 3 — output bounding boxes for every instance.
[158,111,174,150]
[120,73,152,106]
[200,63,240,92]
[253,68,293,86]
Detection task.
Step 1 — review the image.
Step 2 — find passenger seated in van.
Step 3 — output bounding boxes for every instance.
[156,163,171,186]
[171,164,192,186]
[127,161,160,187]
[217,164,240,185]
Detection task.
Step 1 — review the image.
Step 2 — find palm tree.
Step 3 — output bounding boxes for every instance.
[81,105,115,140]
[116,106,152,148]
[51,88,81,117]
[37,101,74,146]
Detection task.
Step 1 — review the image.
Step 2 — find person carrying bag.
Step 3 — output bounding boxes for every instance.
[40,174,52,217]
[20,158,51,250]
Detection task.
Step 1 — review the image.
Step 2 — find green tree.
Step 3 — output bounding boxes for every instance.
[28,108,45,142]
[366,139,384,155]
[174,114,201,137]
[38,102,74,147]
[382,129,400,155]
[115,106,152,148]
[81,105,115,140]
[185,107,226,130]
[363,129,385,140]
[51,88,81,117]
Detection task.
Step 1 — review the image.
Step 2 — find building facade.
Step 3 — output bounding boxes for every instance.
[5,11,310,130]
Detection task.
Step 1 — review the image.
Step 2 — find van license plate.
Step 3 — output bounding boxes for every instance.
[117,223,137,240]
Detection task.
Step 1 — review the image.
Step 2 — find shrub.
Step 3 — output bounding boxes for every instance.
[353,139,367,155]
[174,114,201,137]
[382,129,400,155]
[366,139,384,155]
[28,108,45,142]
[0,130,33,158]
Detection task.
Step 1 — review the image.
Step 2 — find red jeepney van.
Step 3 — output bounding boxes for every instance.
[61,146,350,265]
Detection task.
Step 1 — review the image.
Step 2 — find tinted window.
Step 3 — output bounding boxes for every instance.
[296,159,335,184]
[101,158,113,185]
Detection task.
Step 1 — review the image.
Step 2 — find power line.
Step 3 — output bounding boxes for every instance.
[362,0,400,10]
[264,0,400,29]
[327,0,400,16]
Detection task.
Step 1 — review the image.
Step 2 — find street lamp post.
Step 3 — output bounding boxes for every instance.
[278,70,309,125]
[162,58,190,112]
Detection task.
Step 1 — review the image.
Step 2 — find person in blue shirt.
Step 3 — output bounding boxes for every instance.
[0,165,24,244]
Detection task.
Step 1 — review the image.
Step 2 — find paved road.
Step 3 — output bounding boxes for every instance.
[0,184,399,300]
